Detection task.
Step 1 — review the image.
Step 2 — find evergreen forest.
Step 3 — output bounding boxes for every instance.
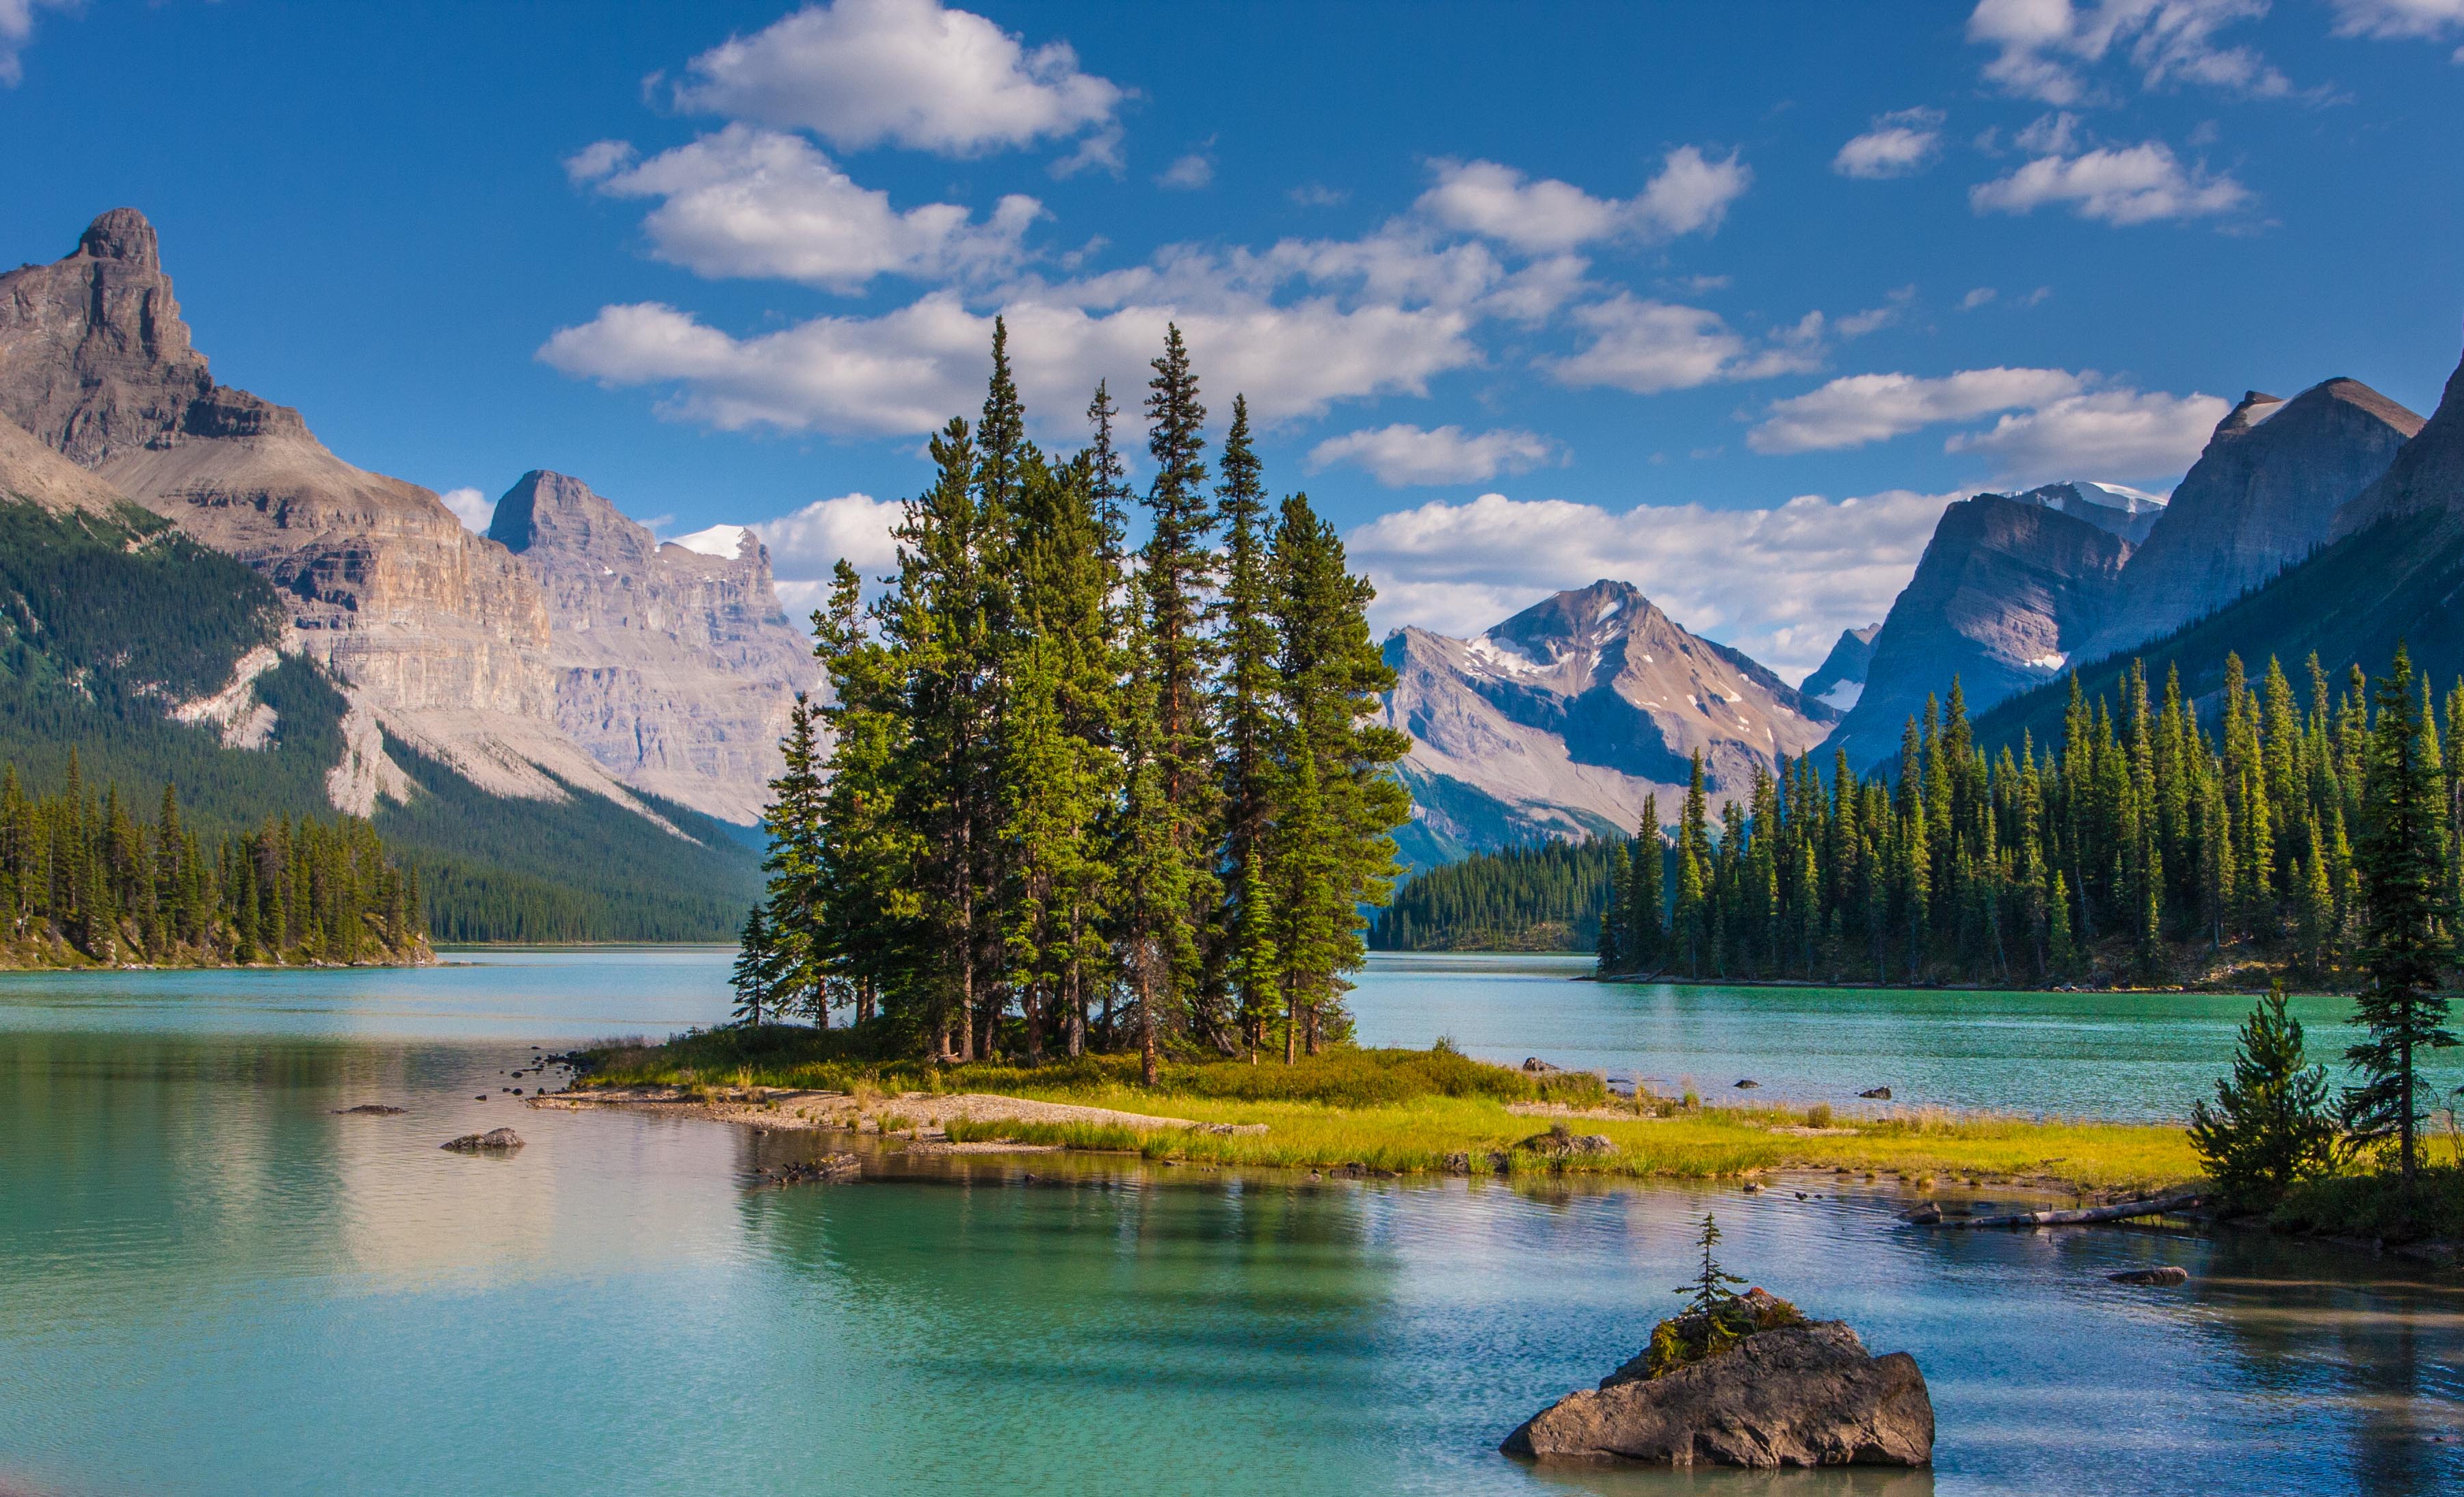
[739,323,1412,1073]
[0,754,427,967]
[1369,836,1620,952]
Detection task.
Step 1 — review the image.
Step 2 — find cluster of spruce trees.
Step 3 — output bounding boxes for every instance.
[739,323,1411,1076]
[0,756,425,966]
[1594,648,2464,990]
[1370,836,1620,952]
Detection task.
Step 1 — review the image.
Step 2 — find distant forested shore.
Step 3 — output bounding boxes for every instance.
[0,755,429,969]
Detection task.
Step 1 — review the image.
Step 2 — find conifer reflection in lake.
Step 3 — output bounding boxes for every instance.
[0,1009,2458,1495]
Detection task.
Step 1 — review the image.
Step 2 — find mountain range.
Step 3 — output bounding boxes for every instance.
[1385,353,2458,861]
[0,209,809,936]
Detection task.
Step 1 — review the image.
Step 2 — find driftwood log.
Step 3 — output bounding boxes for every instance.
[1911,1189,2203,1229]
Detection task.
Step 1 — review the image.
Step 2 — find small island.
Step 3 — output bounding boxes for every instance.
[1503,1217,1935,1469]
[0,756,430,969]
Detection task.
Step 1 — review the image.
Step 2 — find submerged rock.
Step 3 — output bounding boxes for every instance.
[1502,1316,1933,1468]
[332,1104,406,1115]
[2107,1265,2190,1286]
[1734,1079,1760,1089]
[758,1154,860,1187]
[1859,1087,1893,1100]
[441,1128,525,1153]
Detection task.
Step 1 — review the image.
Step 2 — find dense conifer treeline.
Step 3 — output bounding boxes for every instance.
[0,755,427,966]
[1368,836,1620,951]
[1578,650,2464,996]
[743,325,1412,1068]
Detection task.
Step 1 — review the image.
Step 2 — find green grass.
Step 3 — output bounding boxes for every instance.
[576,1031,2200,1191]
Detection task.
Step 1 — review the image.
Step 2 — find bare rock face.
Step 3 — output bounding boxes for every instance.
[2076,381,2422,665]
[1825,492,2136,771]
[0,210,683,817]
[1380,581,1832,854]
[1800,623,1881,713]
[1502,1320,1934,1468]
[0,410,124,516]
[489,471,819,823]
[2335,345,2464,539]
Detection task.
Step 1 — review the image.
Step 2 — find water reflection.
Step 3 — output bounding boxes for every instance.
[0,1016,2459,1494]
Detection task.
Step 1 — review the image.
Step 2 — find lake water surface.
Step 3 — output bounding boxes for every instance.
[1,951,2459,1496]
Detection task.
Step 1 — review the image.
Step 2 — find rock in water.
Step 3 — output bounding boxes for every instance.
[1858,1086,1892,1100]
[441,1128,525,1153]
[1502,1321,1933,1468]
[2106,1265,2190,1286]
[332,1104,406,1115]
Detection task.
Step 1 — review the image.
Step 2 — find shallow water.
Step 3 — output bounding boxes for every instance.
[1,951,2459,1496]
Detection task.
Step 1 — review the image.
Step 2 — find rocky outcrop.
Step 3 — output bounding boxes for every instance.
[0,210,775,824]
[2074,382,2422,665]
[488,471,818,823]
[1379,581,1832,858]
[440,1127,524,1152]
[2334,345,2464,538]
[1823,490,2137,771]
[1502,1319,1933,1468]
[1800,624,1880,712]
[0,410,125,516]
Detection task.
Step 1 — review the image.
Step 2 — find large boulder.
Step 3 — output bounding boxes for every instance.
[1502,1319,1933,1468]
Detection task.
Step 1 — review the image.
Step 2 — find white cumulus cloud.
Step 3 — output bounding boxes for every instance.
[1749,368,2091,453]
[1966,0,2295,105]
[1944,387,2229,481]
[570,124,1041,291]
[1347,488,1968,680]
[1307,424,1565,487]
[1157,150,1214,189]
[1548,294,1822,394]
[538,291,1477,438]
[438,486,497,533]
[1970,139,2251,224]
[1833,108,1946,178]
[1749,367,2225,483]
[752,491,908,611]
[673,0,1124,157]
[1415,146,1750,254]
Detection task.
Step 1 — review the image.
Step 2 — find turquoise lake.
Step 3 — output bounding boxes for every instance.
[1,951,2459,1495]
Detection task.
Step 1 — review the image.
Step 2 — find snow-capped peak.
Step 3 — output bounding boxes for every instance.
[667,523,751,559]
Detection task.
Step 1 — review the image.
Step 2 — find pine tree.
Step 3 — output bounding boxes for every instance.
[1628,795,1664,972]
[2189,985,2336,1208]
[1213,396,1281,1049]
[2343,644,2459,1182]
[732,905,777,1027]
[1677,1213,1747,1316]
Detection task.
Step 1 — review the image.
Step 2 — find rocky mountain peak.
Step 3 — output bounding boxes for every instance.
[0,207,310,464]
[2008,480,2167,544]
[76,208,161,269]
[2067,373,2423,667]
[1486,579,1650,660]
[2331,340,2464,538]
[2216,390,2286,435]
[489,469,644,558]
[1801,623,1882,712]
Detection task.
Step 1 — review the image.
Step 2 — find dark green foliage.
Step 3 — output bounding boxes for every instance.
[760,325,1407,1068]
[731,905,779,1026]
[0,758,424,966]
[2342,646,2459,1179]
[0,501,280,702]
[0,496,762,942]
[2268,1164,2464,1245]
[2188,985,2337,1207]
[1372,835,1625,952]
[1679,1213,1749,1316]
[376,734,760,942]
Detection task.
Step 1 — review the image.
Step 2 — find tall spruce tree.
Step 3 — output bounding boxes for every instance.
[2344,644,2459,1181]
[1213,396,1282,1050]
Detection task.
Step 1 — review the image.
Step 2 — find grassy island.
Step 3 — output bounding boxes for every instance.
[573,1030,2201,1195]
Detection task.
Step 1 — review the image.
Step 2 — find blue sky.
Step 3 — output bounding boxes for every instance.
[3,0,2461,676]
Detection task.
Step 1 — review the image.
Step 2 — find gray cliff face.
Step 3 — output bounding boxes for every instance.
[1800,624,1881,713]
[1825,494,2134,771]
[1379,580,1831,855]
[2333,345,2464,538]
[2075,380,2422,665]
[0,209,554,743]
[490,471,820,824]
